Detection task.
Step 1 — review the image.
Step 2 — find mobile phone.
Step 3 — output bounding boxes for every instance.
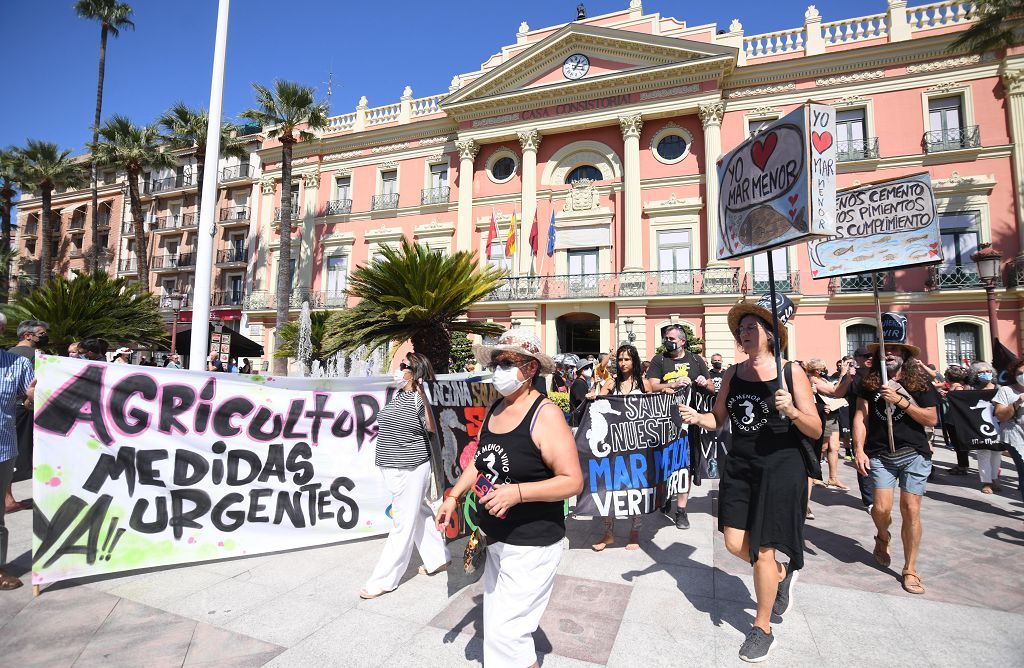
[473,473,495,499]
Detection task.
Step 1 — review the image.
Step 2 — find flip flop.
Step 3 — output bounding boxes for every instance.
[417,562,450,576]
[873,531,891,568]
[359,588,395,600]
[592,532,615,552]
[902,571,925,595]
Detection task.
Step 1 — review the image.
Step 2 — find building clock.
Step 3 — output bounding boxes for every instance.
[562,54,590,80]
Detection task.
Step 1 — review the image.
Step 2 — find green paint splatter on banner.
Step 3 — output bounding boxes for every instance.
[86,437,102,451]
[34,464,54,483]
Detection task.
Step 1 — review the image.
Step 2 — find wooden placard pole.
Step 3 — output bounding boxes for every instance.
[765,252,785,390]
[872,272,897,454]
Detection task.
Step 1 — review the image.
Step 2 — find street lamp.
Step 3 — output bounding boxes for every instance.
[168,292,185,357]
[623,317,636,343]
[971,242,1003,352]
[510,318,520,329]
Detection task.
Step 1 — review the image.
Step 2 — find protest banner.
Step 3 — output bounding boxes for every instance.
[32,356,396,586]
[882,312,908,345]
[945,389,1002,450]
[717,102,837,260]
[807,172,939,278]
[574,394,688,518]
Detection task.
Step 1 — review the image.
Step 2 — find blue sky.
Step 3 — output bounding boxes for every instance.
[1,0,878,153]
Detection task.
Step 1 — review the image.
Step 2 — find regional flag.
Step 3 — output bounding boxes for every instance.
[528,211,539,256]
[485,209,497,259]
[546,210,556,257]
[505,211,517,256]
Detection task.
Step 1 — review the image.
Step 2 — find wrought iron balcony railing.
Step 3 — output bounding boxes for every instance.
[69,217,86,230]
[478,269,743,302]
[219,205,250,222]
[243,289,347,310]
[150,253,196,271]
[212,290,246,307]
[828,272,893,294]
[146,174,194,194]
[1013,257,1024,288]
[152,213,197,230]
[371,193,400,211]
[836,137,880,162]
[221,164,251,181]
[749,271,800,295]
[926,265,991,290]
[216,247,248,264]
[274,204,300,221]
[923,126,980,153]
[320,199,353,216]
[21,224,38,237]
[421,186,450,205]
[118,257,137,273]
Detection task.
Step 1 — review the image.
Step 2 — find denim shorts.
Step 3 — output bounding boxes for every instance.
[869,450,932,496]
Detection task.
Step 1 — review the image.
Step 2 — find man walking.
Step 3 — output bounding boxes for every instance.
[835,347,873,508]
[5,320,46,515]
[0,314,36,590]
[853,339,937,595]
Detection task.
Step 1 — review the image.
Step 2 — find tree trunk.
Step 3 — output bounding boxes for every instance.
[39,186,53,287]
[412,323,451,374]
[88,24,108,274]
[0,182,11,303]
[272,138,294,376]
[128,172,149,287]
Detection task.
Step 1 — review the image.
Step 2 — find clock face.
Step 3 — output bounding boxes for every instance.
[562,54,590,80]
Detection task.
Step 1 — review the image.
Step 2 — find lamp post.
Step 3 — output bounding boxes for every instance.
[624,317,635,343]
[168,292,185,356]
[971,243,1003,352]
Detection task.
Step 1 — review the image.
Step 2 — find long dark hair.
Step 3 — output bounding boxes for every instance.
[406,351,436,385]
[614,344,644,394]
[862,351,930,393]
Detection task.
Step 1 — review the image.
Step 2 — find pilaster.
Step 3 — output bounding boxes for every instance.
[298,169,319,294]
[698,101,726,268]
[1002,65,1024,257]
[455,138,480,255]
[518,129,542,276]
[619,113,644,272]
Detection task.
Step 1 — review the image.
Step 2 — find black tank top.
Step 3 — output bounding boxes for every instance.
[475,394,564,546]
[726,368,802,460]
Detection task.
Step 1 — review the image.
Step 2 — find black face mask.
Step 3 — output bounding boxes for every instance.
[712,361,722,369]
[663,339,678,353]
[36,333,49,346]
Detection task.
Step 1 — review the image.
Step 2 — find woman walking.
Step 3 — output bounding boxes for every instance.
[360,352,450,599]
[993,358,1024,504]
[436,330,582,668]
[968,361,1002,493]
[679,297,819,663]
[803,359,849,492]
[943,365,971,475]
[591,344,652,552]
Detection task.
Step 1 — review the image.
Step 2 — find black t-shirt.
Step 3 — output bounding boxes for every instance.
[708,367,726,393]
[858,381,939,457]
[647,351,712,408]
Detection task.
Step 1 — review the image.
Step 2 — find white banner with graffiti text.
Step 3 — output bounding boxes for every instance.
[31,356,395,585]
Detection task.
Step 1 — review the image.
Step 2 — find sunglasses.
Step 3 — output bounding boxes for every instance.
[399,362,414,371]
[489,357,528,371]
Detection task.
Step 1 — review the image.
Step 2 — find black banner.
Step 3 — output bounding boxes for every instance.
[946,389,1002,451]
[574,394,689,518]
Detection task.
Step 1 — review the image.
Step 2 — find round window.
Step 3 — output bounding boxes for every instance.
[656,135,688,161]
[566,165,602,184]
[491,157,516,181]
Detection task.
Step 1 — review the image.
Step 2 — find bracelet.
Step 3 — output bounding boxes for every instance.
[443,488,460,501]
[900,398,911,409]
[517,484,524,503]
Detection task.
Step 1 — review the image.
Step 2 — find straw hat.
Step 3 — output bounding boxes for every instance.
[866,341,921,358]
[727,292,796,352]
[472,329,555,374]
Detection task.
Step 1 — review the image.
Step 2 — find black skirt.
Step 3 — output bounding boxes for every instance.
[718,446,808,570]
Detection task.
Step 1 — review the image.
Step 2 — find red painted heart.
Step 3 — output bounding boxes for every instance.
[928,250,938,256]
[750,132,778,171]
[789,209,797,219]
[812,270,819,277]
[811,131,833,153]
[928,242,938,249]
[788,194,799,205]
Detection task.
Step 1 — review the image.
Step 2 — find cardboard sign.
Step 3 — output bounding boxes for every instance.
[717,103,837,260]
[808,172,939,279]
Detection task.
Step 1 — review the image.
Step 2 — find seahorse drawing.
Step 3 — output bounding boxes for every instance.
[739,399,755,425]
[586,399,623,458]
[439,408,468,483]
[970,399,998,437]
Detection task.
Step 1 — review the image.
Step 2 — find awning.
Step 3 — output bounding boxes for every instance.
[171,323,264,358]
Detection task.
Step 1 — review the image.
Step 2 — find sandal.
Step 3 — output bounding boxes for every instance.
[981,484,994,495]
[873,531,891,568]
[825,479,850,491]
[592,532,615,552]
[901,571,925,595]
[417,562,450,576]
[0,570,23,591]
[625,529,640,551]
[358,588,395,600]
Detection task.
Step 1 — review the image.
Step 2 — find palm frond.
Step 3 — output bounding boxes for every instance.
[75,0,135,37]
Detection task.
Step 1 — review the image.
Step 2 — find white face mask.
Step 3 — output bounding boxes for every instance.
[583,369,593,378]
[492,365,525,397]
[1017,373,1024,386]
[392,370,408,386]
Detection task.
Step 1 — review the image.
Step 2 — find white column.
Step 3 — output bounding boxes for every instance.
[298,169,319,297]
[1003,67,1024,256]
[455,139,480,255]
[619,113,644,272]
[518,129,542,275]
[699,101,726,267]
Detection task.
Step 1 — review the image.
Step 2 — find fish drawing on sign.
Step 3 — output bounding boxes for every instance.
[736,205,807,247]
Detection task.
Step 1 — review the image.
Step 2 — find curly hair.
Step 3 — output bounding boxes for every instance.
[861,351,930,393]
[943,364,968,384]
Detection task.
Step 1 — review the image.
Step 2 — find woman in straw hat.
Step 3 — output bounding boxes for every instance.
[678,295,820,663]
[436,329,582,668]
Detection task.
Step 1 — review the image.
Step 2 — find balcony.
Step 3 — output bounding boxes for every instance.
[146,174,194,194]
[320,199,352,217]
[69,246,85,259]
[478,269,743,303]
[118,257,138,274]
[219,206,250,226]
[216,247,248,264]
[274,204,300,221]
[1012,257,1024,288]
[212,290,246,307]
[836,138,880,162]
[69,217,86,231]
[371,193,400,211]
[243,289,332,311]
[160,292,191,310]
[421,186,450,206]
[926,265,988,290]
[749,271,800,295]
[923,126,980,153]
[151,252,196,272]
[221,164,252,181]
[21,224,37,238]
[152,213,198,232]
[828,272,893,294]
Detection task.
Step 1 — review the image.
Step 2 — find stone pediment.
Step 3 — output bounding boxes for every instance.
[443,23,736,113]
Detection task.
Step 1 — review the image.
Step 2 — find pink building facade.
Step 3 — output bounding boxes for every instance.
[244,0,1023,370]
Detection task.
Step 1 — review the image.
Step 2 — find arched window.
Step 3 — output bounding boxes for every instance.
[846,324,876,356]
[565,165,602,184]
[944,322,981,365]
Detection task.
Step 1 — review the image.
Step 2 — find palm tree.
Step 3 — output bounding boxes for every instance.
[75,0,135,274]
[950,0,1023,54]
[240,80,328,375]
[0,149,19,303]
[0,270,166,354]
[91,115,174,287]
[322,238,506,373]
[276,309,331,375]
[157,102,248,218]
[12,141,88,287]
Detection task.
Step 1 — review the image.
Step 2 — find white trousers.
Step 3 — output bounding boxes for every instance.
[483,540,562,668]
[977,449,1004,484]
[364,461,450,593]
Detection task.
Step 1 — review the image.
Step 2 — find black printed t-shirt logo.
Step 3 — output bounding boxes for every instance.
[727,394,770,433]
[475,441,512,485]
[871,393,906,423]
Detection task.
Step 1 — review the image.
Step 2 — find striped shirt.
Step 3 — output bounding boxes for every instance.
[374,389,431,469]
[0,351,34,463]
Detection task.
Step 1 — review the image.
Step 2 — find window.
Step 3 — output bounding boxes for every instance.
[227,274,244,304]
[846,324,876,356]
[944,322,980,366]
[430,164,448,190]
[929,96,962,135]
[161,279,176,296]
[26,240,35,255]
[101,170,115,185]
[655,135,688,162]
[836,109,873,161]
[71,235,83,254]
[98,201,112,228]
[937,211,981,287]
[98,233,108,249]
[567,249,599,295]
[752,248,791,292]
[926,96,976,152]
[230,234,245,258]
[326,255,348,305]
[381,170,397,196]
[566,165,602,184]
[288,258,297,291]
[167,240,179,257]
[657,230,692,291]
[491,157,516,181]
[335,176,351,201]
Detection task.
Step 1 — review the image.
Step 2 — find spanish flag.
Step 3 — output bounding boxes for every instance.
[505,210,517,256]
[485,209,497,259]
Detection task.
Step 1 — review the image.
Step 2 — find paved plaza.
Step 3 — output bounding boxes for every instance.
[1,447,1022,667]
